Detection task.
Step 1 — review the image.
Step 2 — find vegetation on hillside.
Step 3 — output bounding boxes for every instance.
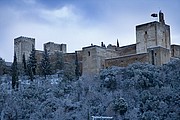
[0,59,180,120]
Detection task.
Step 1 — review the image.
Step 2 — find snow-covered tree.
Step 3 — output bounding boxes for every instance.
[113,97,128,115]
[0,60,180,119]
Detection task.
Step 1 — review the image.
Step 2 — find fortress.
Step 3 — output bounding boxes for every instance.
[14,11,180,75]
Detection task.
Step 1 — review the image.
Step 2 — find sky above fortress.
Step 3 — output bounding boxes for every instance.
[0,0,180,62]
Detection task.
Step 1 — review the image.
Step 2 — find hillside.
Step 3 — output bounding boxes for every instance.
[0,60,180,120]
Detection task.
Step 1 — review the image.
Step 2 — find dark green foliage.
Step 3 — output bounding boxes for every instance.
[117,39,119,47]
[22,53,27,75]
[101,73,117,91]
[122,63,160,90]
[27,64,34,81]
[11,53,19,89]
[63,63,76,81]
[113,97,128,115]
[28,45,37,75]
[1,104,18,120]
[27,45,37,81]
[40,47,52,78]
[100,67,121,91]
[0,57,6,75]
[55,52,64,71]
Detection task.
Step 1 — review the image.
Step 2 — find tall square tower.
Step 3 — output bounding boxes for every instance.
[14,36,35,63]
[136,21,170,53]
[136,11,171,54]
[136,11,171,65]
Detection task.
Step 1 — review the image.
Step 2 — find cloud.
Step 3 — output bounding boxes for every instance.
[0,3,107,61]
[39,5,81,26]
[21,0,37,4]
[0,2,153,61]
[0,0,180,62]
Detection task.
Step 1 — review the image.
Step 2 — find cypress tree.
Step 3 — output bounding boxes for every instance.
[11,53,18,90]
[0,57,6,75]
[22,53,27,75]
[40,46,51,79]
[55,52,64,71]
[27,44,37,81]
[117,39,119,47]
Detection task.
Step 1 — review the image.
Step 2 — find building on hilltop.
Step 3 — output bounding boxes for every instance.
[82,11,180,75]
[13,11,180,76]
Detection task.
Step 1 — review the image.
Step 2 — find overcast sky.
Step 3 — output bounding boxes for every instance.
[0,0,180,62]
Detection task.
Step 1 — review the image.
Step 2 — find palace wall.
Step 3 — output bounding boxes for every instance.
[116,44,136,56]
[82,45,119,75]
[171,45,180,58]
[105,53,148,67]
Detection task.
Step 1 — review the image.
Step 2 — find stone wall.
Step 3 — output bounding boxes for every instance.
[171,45,180,58]
[147,47,170,65]
[105,53,148,67]
[156,24,171,49]
[82,45,119,75]
[35,50,43,63]
[64,51,83,74]
[116,44,136,56]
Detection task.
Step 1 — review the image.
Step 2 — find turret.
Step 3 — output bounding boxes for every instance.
[159,10,165,24]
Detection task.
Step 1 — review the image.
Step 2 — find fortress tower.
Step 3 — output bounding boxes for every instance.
[44,42,66,54]
[136,11,171,65]
[14,36,35,63]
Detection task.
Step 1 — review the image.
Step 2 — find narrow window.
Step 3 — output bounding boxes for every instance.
[172,48,174,56]
[88,51,90,56]
[144,31,148,42]
[151,50,155,65]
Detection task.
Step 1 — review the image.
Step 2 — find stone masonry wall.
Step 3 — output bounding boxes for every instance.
[147,47,170,65]
[82,45,119,75]
[116,44,136,56]
[136,21,170,54]
[105,53,149,67]
[171,45,180,58]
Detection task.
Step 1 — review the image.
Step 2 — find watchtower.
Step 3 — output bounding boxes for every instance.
[136,11,171,65]
[14,36,35,63]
